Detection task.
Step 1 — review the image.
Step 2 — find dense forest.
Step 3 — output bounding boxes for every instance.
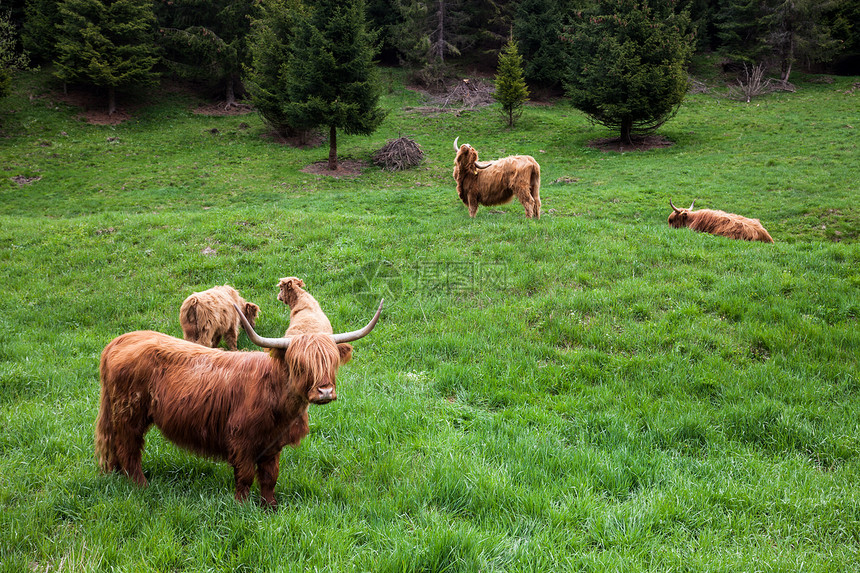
[2,0,859,112]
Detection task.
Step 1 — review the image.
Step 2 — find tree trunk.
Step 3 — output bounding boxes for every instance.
[328,125,338,170]
[224,75,236,109]
[108,86,116,116]
[620,118,633,146]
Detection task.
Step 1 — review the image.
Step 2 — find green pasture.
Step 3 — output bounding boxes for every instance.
[1,69,858,571]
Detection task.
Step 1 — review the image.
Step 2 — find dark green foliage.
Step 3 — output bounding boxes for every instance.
[716,0,846,80]
[54,0,159,115]
[284,0,386,169]
[493,36,529,127]
[244,0,307,139]
[21,0,60,63]
[2,10,29,99]
[561,0,694,144]
[513,0,575,89]
[154,0,254,105]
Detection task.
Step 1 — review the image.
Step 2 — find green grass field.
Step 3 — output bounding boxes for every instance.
[1,69,859,572]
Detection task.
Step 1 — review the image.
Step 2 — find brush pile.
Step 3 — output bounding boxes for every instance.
[372,137,425,171]
[441,78,495,109]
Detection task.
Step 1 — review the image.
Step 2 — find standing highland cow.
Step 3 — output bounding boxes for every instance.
[668,200,774,243]
[180,285,260,350]
[96,297,383,507]
[452,137,541,219]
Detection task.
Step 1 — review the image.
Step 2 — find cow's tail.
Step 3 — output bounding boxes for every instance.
[531,162,542,218]
[180,298,200,343]
[95,346,117,473]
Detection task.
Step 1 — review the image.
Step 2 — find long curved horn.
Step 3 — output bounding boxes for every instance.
[689,200,695,210]
[669,199,682,213]
[475,161,494,170]
[332,299,384,343]
[235,298,383,349]
[453,137,460,151]
[234,303,292,349]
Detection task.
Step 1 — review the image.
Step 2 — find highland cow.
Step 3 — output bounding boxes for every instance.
[452,137,542,219]
[179,285,260,350]
[277,277,333,335]
[96,299,383,507]
[668,200,774,243]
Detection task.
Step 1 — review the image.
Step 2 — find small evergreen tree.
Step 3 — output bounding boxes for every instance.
[285,0,386,170]
[561,0,694,145]
[493,36,529,127]
[55,0,159,115]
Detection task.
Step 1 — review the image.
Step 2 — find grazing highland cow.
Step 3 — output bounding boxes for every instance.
[96,298,383,507]
[179,285,260,350]
[452,137,542,219]
[668,200,774,243]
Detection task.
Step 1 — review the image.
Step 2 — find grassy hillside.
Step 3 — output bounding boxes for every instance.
[1,69,858,572]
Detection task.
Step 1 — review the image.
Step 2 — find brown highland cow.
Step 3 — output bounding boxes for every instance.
[96,297,383,507]
[668,200,774,243]
[179,285,260,350]
[452,137,542,219]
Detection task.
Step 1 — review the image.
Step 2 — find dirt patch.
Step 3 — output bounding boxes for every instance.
[192,102,254,116]
[11,175,42,186]
[300,160,369,178]
[587,135,674,153]
[51,89,136,125]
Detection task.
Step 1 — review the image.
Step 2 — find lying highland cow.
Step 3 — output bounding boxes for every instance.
[452,137,542,219]
[668,200,774,243]
[180,285,260,350]
[96,297,383,507]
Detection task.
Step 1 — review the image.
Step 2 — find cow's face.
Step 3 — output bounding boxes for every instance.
[277,277,306,306]
[244,302,260,328]
[287,335,352,405]
[667,209,690,228]
[455,144,478,173]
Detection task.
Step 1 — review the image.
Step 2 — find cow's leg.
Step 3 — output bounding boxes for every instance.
[112,396,151,486]
[468,196,479,218]
[113,421,149,486]
[531,187,541,220]
[224,326,239,351]
[232,457,256,502]
[256,451,281,509]
[516,186,537,218]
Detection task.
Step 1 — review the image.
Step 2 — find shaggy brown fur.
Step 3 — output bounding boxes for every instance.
[179,285,260,350]
[96,329,353,507]
[453,143,541,219]
[668,200,774,243]
[276,277,333,335]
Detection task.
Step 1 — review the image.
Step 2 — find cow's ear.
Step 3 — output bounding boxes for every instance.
[337,343,353,364]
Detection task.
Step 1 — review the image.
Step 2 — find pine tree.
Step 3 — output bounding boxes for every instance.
[54,0,159,115]
[561,0,694,145]
[245,0,306,139]
[493,36,529,127]
[285,0,386,170]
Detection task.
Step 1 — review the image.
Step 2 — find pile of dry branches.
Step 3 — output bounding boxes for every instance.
[440,78,495,109]
[372,137,424,171]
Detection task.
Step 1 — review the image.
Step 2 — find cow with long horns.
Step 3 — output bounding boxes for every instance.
[667,200,774,243]
[95,297,383,507]
[452,137,542,219]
